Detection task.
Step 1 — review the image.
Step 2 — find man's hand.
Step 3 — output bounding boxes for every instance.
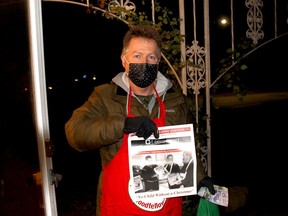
[198,176,216,195]
[123,117,159,140]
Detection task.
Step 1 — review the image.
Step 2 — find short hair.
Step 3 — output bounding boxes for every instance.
[167,154,173,159]
[145,155,152,160]
[122,25,162,56]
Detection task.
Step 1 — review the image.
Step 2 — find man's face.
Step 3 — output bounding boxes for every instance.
[182,153,191,164]
[121,37,160,74]
[167,156,173,164]
[146,156,153,165]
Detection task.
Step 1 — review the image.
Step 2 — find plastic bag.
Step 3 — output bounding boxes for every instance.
[196,198,220,216]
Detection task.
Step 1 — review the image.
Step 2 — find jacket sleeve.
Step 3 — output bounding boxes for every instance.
[65,84,126,152]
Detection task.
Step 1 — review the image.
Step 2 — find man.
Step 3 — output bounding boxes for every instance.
[179,151,194,188]
[65,24,215,216]
[164,154,181,189]
[140,155,159,191]
[165,154,180,174]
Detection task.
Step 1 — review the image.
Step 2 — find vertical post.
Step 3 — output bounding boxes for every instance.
[203,0,212,176]
[179,0,187,95]
[27,0,58,215]
[274,0,277,37]
[231,0,235,63]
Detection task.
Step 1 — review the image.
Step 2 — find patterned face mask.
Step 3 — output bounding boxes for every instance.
[128,63,158,88]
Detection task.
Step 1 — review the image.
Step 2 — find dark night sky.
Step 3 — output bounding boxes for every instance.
[41,2,128,103]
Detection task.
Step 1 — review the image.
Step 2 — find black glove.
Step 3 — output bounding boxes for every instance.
[123,117,159,140]
[198,176,216,195]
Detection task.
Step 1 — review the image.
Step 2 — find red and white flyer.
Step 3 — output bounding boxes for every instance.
[128,123,197,205]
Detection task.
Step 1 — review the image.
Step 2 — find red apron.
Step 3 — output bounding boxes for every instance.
[100,87,182,216]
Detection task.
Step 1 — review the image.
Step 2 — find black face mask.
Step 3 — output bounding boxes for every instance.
[128,63,158,88]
